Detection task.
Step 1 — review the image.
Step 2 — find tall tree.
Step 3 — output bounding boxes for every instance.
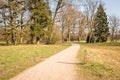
[109,15,120,43]
[78,12,87,42]
[0,2,9,44]
[58,4,77,42]
[0,0,27,45]
[82,0,99,43]
[0,0,21,45]
[29,0,52,44]
[49,0,64,43]
[18,0,28,44]
[93,4,109,42]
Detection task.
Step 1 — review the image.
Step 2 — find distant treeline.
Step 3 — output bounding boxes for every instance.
[0,0,120,45]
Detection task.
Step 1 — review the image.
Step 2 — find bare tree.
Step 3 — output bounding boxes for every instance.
[50,0,74,42]
[49,0,64,42]
[53,0,64,24]
[78,12,87,42]
[82,0,99,43]
[58,4,78,42]
[109,15,120,43]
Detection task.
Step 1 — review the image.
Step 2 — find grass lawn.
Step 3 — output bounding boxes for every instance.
[77,42,120,80]
[0,44,69,80]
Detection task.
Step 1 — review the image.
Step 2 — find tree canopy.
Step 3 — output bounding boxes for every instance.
[93,4,109,42]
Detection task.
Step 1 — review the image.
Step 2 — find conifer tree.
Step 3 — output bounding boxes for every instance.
[29,0,52,44]
[93,4,109,42]
[7,0,20,45]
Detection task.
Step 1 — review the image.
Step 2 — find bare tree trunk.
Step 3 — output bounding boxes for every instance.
[111,28,115,43]
[50,0,63,42]
[82,0,99,43]
[109,15,120,43]
[61,26,64,43]
[36,37,40,44]
[4,20,9,44]
[20,37,23,44]
[115,32,118,43]
[67,26,71,42]
[2,6,9,44]
[78,29,83,42]
[20,12,24,44]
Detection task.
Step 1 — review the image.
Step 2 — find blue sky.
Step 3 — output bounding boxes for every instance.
[104,0,120,17]
[50,0,120,18]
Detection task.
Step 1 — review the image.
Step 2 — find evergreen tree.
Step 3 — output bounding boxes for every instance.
[29,0,52,44]
[7,0,20,45]
[0,0,28,45]
[93,4,109,42]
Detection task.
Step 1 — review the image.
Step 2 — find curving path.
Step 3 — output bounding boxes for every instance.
[10,44,80,80]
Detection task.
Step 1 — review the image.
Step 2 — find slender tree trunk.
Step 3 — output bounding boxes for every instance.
[111,28,115,43]
[2,6,9,44]
[4,20,9,44]
[5,28,9,44]
[30,33,34,44]
[78,28,83,42]
[61,26,64,43]
[20,12,24,44]
[115,33,118,43]
[36,37,40,44]
[67,26,70,42]
[11,30,15,44]
[20,37,23,44]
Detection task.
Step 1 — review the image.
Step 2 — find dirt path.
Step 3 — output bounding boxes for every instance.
[10,44,80,80]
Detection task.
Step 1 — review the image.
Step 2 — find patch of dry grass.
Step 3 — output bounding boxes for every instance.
[77,44,120,80]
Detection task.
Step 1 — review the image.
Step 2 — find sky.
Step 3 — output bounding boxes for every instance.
[104,0,120,18]
[50,0,120,18]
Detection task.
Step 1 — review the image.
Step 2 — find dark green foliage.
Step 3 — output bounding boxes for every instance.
[93,4,109,42]
[3,0,20,45]
[0,0,53,45]
[29,0,52,44]
[0,0,52,45]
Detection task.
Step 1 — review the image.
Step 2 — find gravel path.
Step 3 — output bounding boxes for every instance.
[10,44,80,80]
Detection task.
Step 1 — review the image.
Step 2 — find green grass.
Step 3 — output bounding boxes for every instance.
[77,40,120,46]
[77,42,120,80]
[0,44,69,80]
[0,41,6,45]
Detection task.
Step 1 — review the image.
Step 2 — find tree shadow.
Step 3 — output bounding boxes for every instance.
[56,62,86,65]
[0,43,11,46]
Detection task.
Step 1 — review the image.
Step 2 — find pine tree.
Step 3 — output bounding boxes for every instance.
[29,0,52,44]
[93,4,109,42]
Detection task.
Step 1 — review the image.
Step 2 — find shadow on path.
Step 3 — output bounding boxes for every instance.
[56,62,85,65]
